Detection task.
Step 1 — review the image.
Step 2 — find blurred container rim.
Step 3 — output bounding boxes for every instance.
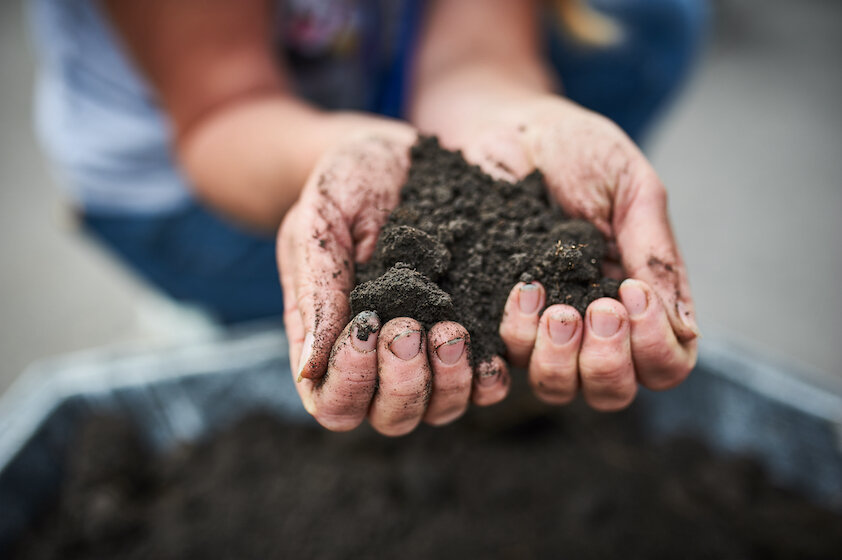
[0,324,840,553]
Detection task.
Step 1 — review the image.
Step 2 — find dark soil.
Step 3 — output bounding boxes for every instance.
[351,137,618,364]
[13,394,842,560]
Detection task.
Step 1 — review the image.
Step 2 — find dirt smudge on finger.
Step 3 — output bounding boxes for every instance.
[648,255,675,274]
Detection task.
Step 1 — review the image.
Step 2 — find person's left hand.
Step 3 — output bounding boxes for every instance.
[430,95,700,411]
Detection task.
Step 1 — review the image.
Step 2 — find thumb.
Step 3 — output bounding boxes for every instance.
[279,130,414,380]
[283,197,355,381]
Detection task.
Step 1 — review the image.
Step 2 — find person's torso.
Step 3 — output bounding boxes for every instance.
[29,0,419,215]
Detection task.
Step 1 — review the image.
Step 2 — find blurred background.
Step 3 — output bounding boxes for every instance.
[1,0,840,394]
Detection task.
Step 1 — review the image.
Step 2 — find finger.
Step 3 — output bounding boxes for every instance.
[287,195,355,382]
[298,311,381,431]
[424,322,473,426]
[285,131,413,381]
[613,163,700,342]
[279,205,307,375]
[499,282,546,368]
[579,298,636,411]
[369,318,432,436]
[471,356,511,407]
[619,279,697,391]
[528,305,582,405]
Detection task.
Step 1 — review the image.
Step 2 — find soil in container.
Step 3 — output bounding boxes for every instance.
[12,389,842,559]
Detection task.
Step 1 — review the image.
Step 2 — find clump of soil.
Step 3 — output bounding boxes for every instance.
[351,137,618,364]
[13,395,842,559]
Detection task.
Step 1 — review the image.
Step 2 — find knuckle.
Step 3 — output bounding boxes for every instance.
[503,328,537,348]
[377,370,432,402]
[588,389,636,412]
[591,370,632,395]
[313,409,363,432]
[372,416,419,437]
[500,325,538,357]
[581,352,629,383]
[650,179,668,204]
[642,359,693,391]
[313,386,373,426]
[425,405,468,427]
[434,376,473,399]
[582,362,635,401]
[533,382,576,405]
[536,392,576,406]
[473,381,510,407]
[636,337,683,371]
[530,362,576,392]
[632,338,695,391]
[638,175,668,208]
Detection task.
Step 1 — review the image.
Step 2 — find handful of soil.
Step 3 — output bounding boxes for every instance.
[351,137,619,364]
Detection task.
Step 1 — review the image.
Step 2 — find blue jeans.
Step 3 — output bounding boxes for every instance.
[84,0,708,324]
[84,206,284,324]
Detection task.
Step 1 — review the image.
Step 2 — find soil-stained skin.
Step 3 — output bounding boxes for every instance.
[351,136,618,364]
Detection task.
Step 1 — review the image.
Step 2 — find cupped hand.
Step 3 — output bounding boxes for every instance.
[439,96,700,411]
[278,123,509,435]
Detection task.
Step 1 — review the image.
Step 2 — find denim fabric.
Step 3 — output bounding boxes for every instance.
[84,207,283,324]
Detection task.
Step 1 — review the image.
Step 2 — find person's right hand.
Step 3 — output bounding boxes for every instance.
[278,123,510,436]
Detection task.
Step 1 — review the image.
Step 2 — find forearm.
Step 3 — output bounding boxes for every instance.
[409,0,555,139]
[101,0,406,232]
[178,96,400,231]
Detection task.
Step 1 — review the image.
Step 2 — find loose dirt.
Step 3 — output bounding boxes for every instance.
[351,137,618,364]
[13,393,842,559]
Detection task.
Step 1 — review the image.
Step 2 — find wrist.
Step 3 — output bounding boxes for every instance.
[178,95,410,231]
[408,0,557,139]
[409,59,556,141]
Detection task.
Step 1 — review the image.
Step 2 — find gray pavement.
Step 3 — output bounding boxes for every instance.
[648,0,842,378]
[1,0,840,394]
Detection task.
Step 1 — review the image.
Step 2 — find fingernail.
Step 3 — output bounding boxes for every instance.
[549,311,578,345]
[476,362,500,386]
[350,311,379,352]
[297,331,314,381]
[677,300,701,337]
[518,283,541,314]
[390,330,421,360]
[436,337,465,365]
[621,279,648,318]
[590,306,622,338]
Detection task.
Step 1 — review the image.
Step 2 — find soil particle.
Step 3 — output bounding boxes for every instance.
[352,310,380,341]
[351,137,618,364]
[14,392,842,559]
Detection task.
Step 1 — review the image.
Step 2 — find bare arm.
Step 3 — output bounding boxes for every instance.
[103,0,399,231]
[410,0,554,139]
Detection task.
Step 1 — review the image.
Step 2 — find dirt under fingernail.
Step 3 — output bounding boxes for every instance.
[350,312,379,352]
[350,137,619,366]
